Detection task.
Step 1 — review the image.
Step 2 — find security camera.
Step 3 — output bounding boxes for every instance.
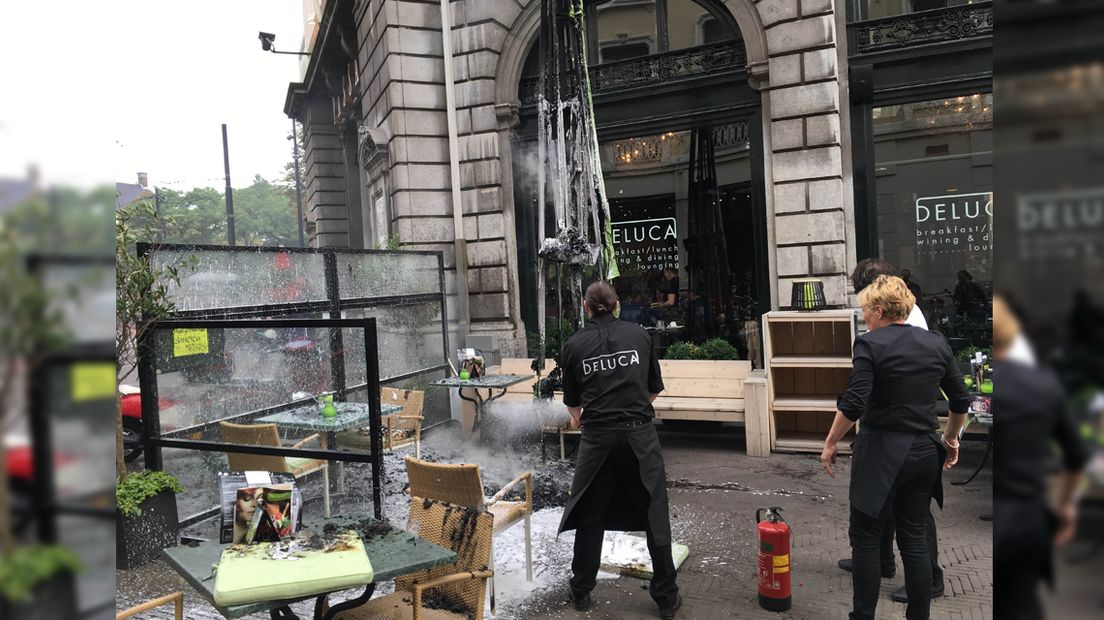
[258,32,276,52]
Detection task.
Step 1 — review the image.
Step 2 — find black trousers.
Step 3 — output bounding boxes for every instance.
[850,436,939,620]
[993,500,1051,620]
[879,507,944,587]
[569,431,679,609]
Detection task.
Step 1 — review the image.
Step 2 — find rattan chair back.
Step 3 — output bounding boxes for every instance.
[219,421,289,473]
[396,496,494,619]
[405,457,486,509]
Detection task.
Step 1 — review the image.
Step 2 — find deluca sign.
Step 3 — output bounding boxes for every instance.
[581,349,642,376]
[612,217,679,272]
[915,192,993,255]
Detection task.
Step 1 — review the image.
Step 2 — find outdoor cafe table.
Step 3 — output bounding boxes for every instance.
[161,516,457,620]
[429,374,528,435]
[257,402,401,516]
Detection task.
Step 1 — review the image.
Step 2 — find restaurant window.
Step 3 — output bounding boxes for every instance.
[593,0,740,64]
[871,93,992,351]
[863,0,971,19]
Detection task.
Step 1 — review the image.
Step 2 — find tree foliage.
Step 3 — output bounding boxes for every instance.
[157,174,301,247]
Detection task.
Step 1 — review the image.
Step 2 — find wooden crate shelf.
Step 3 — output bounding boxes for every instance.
[760,309,857,454]
[774,432,853,454]
[768,355,853,368]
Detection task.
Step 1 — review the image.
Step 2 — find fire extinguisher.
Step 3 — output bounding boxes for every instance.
[756,506,792,611]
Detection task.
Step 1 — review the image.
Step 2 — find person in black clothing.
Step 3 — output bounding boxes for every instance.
[558,280,681,619]
[836,259,945,606]
[822,275,971,620]
[901,269,923,303]
[992,296,1088,620]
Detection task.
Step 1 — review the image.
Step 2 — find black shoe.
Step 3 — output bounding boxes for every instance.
[890,582,944,604]
[660,594,683,620]
[571,590,591,612]
[837,558,896,579]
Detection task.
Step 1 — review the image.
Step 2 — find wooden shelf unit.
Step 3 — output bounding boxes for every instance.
[762,309,858,454]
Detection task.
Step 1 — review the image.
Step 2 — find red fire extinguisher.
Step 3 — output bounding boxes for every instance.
[756,506,792,611]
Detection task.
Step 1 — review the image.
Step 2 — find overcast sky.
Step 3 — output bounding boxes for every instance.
[0,1,305,190]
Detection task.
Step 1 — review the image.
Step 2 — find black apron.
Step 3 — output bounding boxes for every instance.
[849,427,947,518]
[558,422,673,547]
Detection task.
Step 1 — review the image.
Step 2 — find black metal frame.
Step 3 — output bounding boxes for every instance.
[136,242,451,395]
[139,317,388,520]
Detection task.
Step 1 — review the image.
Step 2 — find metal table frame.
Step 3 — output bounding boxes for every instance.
[430,374,529,433]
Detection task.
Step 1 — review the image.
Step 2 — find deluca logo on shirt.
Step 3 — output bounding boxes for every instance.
[581,350,641,376]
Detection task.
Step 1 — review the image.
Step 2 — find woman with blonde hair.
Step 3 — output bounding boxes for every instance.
[822,275,971,620]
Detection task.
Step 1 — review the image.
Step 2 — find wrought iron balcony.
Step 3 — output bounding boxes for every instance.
[851,1,992,55]
[519,40,747,106]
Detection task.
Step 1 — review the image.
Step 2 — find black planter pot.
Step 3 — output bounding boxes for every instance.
[117,489,179,570]
[0,573,77,620]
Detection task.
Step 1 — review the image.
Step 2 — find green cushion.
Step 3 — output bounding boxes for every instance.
[286,456,319,471]
[214,531,373,606]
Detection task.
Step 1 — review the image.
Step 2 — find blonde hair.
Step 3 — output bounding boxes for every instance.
[857,275,914,321]
[992,296,1021,354]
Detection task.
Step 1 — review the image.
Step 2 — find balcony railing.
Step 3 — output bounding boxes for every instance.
[852,2,992,55]
[519,40,747,105]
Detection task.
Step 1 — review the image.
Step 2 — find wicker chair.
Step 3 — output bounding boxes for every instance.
[330,496,493,620]
[405,457,532,612]
[218,421,329,515]
[335,388,425,458]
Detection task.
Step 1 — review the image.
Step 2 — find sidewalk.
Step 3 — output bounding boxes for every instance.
[116,424,993,619]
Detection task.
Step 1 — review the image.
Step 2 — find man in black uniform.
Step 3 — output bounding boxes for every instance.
[558,281,682,619]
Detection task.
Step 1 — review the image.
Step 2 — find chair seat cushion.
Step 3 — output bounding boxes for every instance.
[488,501,530,532]
[333,592,469,620]
[286,456,325,474]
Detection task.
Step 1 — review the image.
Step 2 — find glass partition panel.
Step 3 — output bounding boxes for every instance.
[341,302,446,387]
[335,252,441,299]
[40,262,114,344]
[151,248,329,312]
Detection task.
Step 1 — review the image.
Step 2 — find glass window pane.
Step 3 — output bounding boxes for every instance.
[865,0,972,19]
[871,93,992,350]
[153,249,329,312]
[666,0,738,49]
[596,0,658,63]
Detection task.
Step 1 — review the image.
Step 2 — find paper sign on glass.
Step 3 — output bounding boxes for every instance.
[70,363,115,402]
[172,328,209,357]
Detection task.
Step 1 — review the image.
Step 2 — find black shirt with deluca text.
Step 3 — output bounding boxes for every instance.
[561,314,664,428]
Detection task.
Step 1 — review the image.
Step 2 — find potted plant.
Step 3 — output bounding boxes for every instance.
[116,469,184,569]
[0,544,82,620]
[665,338,741,360]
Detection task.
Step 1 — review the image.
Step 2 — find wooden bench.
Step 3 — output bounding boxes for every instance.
[490,357,768,457]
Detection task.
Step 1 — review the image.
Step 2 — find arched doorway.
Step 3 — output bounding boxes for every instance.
[509,0,770,360]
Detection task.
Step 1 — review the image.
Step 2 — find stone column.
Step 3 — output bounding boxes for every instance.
[301,96,351,248]
[758,0,855,307]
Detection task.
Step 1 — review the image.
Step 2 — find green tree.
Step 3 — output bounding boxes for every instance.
[115,201,191,479]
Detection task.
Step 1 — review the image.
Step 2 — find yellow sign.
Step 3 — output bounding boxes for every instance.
[773,553,790,574]
[173,329,209,357]
[71,363,116,402]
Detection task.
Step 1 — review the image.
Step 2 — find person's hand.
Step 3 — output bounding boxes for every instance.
[569,414,581,430]
[821,442,839,477]
[942,434,960,470]
[1054,502,1078,546]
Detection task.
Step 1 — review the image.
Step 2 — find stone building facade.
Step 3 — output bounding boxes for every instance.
[286,0,991,356]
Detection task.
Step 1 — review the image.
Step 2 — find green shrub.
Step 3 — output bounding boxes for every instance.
[699,338,741,360]
[666,338,740,360]
[665,341,701,360]
[954,345,992,363]
[526,318,576,358]
[116,470,184,518]
[0,545,82,604]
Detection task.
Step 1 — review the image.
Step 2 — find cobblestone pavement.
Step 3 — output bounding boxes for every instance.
[116,424,994,619]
